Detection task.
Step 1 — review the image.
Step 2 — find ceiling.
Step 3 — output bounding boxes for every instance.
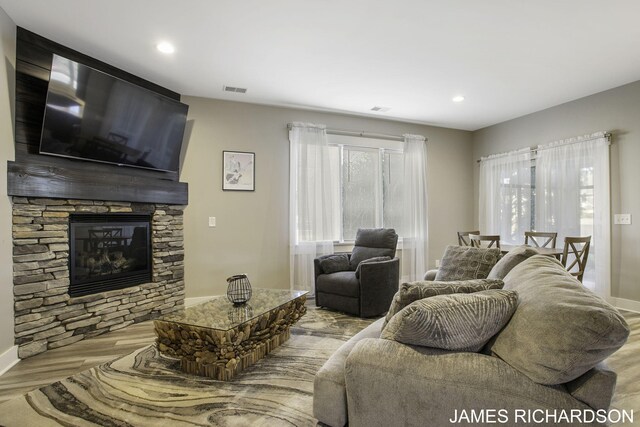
[1,0,640,131]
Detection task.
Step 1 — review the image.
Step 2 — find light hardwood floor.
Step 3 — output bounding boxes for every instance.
[0,320,156,404]
[0,309,639,416]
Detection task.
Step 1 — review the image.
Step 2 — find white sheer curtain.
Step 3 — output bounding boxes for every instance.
[401,134,428,282]
[289,123,340,294]
[536,132,611,297]
[479,148,532,244]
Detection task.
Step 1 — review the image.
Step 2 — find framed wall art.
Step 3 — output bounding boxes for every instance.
[223,151,255,191]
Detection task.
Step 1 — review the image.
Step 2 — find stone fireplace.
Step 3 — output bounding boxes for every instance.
[12,197,185,359]
[8,28,190,360]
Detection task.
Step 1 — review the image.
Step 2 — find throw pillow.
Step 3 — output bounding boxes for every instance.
[434,245,501,281]
[384,278,504,326]
[318,254,350,274]
[487,255,630,385]
[381,289,518,352]
[355,256,392,279]
[487,245,538,280]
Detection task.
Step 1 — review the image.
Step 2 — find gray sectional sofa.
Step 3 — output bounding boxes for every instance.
[313,250,629,427]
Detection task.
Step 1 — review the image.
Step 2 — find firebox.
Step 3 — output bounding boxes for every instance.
[69,213,152,297]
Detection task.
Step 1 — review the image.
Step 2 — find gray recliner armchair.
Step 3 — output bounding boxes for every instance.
[314,228,400,318]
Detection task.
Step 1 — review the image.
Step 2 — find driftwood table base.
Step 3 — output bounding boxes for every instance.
[154,290,307,381]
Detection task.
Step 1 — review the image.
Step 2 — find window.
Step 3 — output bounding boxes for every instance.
[478,149,532,246]
[499,168,533,242]
[579,166,594,238]
[328,137,403,241]
[480,133,610,296]
[490,158,595,237]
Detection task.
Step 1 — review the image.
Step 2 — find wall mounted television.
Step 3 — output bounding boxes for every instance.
[39,54,189,173]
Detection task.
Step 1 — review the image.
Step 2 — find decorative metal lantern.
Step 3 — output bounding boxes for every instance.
[226,274,252,305]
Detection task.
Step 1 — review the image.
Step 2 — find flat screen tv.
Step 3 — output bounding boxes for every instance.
[39,54,189,173]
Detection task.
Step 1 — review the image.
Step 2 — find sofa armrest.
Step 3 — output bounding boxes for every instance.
[345,338,597,427]
[564,362,616,411]
[358,257,400,317]
[314,254,331,279]
[313,319,385,427]
[314,253,352,276]
[423,269,438,280]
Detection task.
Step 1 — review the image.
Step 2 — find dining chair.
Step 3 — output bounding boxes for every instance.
[561,236,591,283]
[524,231,558,248]
[457,230,480,246]
[469,234,501,250]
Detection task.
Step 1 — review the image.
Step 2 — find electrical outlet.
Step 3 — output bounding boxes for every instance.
[614,214,632,225]
[208,216,216,227]
[435,259,440,268]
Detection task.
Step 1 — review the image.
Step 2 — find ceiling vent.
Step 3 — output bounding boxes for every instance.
[371,106,390,112]
[223,85,247,94]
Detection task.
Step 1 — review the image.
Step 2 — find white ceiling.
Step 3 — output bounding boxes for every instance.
[1,0,640,131]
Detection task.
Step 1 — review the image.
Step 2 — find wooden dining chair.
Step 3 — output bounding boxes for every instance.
[524,231,558,248]
[469,234,501,250]
[561,236,591,283]
[457,230,480,246]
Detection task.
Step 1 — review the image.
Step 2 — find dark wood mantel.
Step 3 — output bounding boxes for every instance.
[7,160,188,205]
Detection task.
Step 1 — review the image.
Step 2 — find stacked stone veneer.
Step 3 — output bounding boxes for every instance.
[12,197,185,359]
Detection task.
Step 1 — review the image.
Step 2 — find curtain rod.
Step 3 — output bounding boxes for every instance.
[476,132,611,163]
[328,129,405,142]
[534,132,611,153]
[287,123,426,142]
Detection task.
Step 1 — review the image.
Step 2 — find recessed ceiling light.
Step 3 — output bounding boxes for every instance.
[156,42,175,54]
[452,95,465,103]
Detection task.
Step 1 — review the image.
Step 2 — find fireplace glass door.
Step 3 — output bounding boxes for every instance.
[69,214,151,297]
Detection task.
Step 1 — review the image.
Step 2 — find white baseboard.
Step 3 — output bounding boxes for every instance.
[610,297,640,313]
[184,295,218,307]
[0,345,19,377]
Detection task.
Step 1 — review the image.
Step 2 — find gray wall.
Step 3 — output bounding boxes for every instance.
[181,96,474,297]
[0,7,16,357]
[472,80,640,302]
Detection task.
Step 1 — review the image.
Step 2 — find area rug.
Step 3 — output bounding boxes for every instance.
[0,306,375,427]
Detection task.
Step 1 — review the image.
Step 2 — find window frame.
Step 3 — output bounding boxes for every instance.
[327,136,403,244]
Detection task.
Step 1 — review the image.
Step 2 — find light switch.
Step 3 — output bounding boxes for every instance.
[208,216,216,227]
[435,259,440,268]
[614,214,632,225]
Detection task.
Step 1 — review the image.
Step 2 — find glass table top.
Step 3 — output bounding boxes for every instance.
[159,288,308,331]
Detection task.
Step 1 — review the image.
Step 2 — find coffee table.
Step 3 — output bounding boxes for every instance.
[154,288,308,380]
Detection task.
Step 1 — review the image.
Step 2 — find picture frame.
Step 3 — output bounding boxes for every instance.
[223,151,255,191]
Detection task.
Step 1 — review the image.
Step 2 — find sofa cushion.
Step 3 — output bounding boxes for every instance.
[351,247,396,270]
[487,245,538,280]
[384,279,504,326]
[355,256,391,279]
[381,289,518,351]
[487,255,630,385]
[353,227,398,249]
[316,271,360,297]
[435,245,501,281]
[350,228,398,269]
[319,253,350,274]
